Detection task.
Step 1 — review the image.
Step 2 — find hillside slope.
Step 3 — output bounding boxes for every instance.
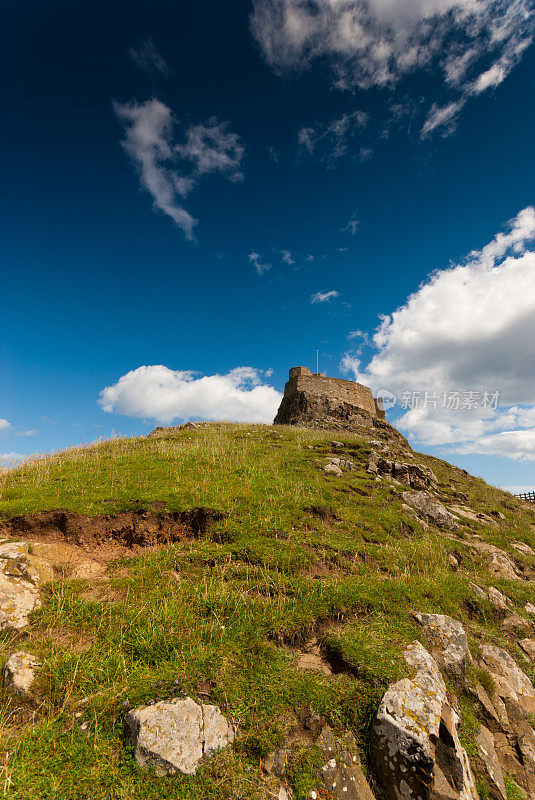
[0,423,534,800]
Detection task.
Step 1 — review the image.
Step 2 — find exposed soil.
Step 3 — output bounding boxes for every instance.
[304,505,340,523]
[0,506,225,561]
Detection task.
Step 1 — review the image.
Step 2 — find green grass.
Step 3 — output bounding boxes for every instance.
[0,423,534,799]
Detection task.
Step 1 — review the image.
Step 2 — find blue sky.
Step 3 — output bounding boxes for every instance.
[2,0,535,491]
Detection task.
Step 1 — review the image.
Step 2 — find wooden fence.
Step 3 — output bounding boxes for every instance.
[515,491,535,502]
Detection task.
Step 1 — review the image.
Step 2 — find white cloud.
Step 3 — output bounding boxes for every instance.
[311,289,340,304]
[457,431,535,461]
[128,38,171,76]
[113,99,244,240]
[251,0,534,136]
[468,205,535,268]
[297,111,368,164]
[249,251,271,275]
[98,365,282,424]
[342,207,535,459]
[0,419,12,434]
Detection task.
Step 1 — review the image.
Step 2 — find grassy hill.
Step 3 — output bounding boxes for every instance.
[0,423,534,799]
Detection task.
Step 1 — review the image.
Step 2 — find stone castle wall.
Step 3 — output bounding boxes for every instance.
[274,366,384,427]
[285,367,378,416]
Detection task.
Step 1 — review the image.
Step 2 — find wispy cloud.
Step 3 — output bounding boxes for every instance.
[99,365,282,424]
[347,329,368,342]
[342,217,359,236]
[297,111,368,165]
[421,100,465,138]
[252,0,534,138]
[128,37,171,77]
[311,289,340,304]
[249,251,271,275]
[278,249,295,265]
[267,146,280,164]
[113,99,245,240]
[0,419,35,438]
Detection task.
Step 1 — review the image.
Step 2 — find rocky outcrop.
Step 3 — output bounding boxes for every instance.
[324,457,356,476]
[480,645,535,715]
[413,613,469,678]
[372,641,478,800]
[264,722,375,800]
[367,454,437,490]
[124,697,234,776]
[489,553,521,580]
[317,726,376,800]
[518,638,535,663]
[447,505,498,527]
[511,541,535,557]
[487,587,511,612]
[474,645,535,796]
[402,491,459,530]
[475,725,506,800]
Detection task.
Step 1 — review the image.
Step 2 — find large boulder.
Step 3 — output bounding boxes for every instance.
[372,641,478,800]
[413,613,469,678]
[402,492,459,530]
[124,696,234,776]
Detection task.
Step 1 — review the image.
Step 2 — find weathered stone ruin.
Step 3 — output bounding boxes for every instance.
[274,366,385,429]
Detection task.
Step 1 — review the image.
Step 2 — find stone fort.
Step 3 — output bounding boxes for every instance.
[274,366,385,428]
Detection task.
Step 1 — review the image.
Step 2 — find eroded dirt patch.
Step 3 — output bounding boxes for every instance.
[0,506,225,561]
[304,506,340,524]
